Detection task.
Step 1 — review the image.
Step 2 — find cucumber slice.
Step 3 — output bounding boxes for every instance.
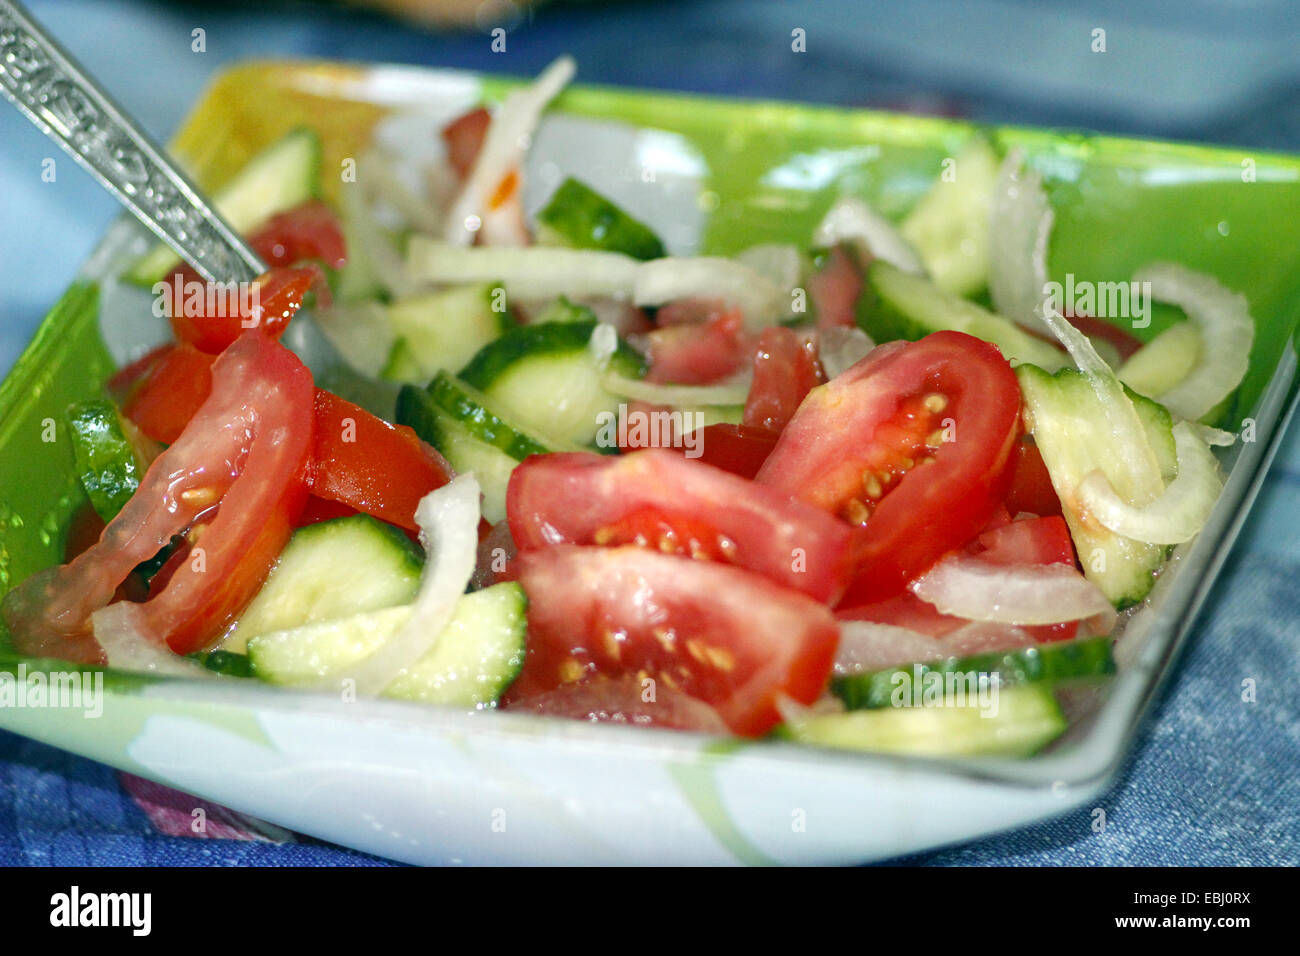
[1017,364,1176,607]
[536,177,666,260]
[248,582,528,707]
[220,514,423,653]
[381,283,511,384]
[860,261,1065,369]
[533,296,598,325]
[123,128,322,286]
[396,373,571,523]
[1117,322,1201,399]
[779,685,1066,757]
[459,320,646,447]
[190,649,253,678]
[65,399,154,521]
[899,137,1000,297]
[832,635,1115,710]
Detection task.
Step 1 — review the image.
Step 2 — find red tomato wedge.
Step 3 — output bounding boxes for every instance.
[1004,438,1063,518]
[808,244,864,330]
[505,545,840,737]
[442,106,491,180]
[756,330,1022,605]
[2,333,314,661]
[250,200,347,271]
[116,343,216,444]
[507,449,856,603]
[167,265,316,354]
[309,390,454,533]
[643,307,753,385]
[742,326,825,433]
[668,423,778,480]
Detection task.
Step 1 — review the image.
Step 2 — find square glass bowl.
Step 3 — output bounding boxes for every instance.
[1,61,1298,865]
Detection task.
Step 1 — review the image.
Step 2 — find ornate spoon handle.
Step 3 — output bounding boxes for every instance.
[0,0,264,283]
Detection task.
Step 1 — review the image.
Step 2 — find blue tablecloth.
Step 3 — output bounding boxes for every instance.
[2,0,1297,865]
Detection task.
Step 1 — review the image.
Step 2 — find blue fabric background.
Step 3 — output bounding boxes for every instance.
[1,0,1297,865]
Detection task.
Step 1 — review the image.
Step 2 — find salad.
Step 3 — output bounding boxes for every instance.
[1,57,1252,758]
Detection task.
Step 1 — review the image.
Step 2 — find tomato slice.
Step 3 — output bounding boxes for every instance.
[167,265,316,354]
[756,330,1022,604]
[742,326,825,433]
[507,449,856,603]
[668,423,778,480]
[808,244,864,330]
[644,307,753,385]
[117,343,216,444]
[442,106,491,180]
[505,545,839,737]
[2,333,314,661]
[838,591,966,637]
[249,200,347,271]
[1004,438,1063,517]
[309,390,453,533]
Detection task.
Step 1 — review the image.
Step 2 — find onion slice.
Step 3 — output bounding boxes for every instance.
[989,148,1054,334]
[813,197,924,275]
[600,370,751,407]
[92,604,212,677]
[336,475,481,695]
[818,326,875,380]
[633,257,787,328]
[1134,262,1254,422]
[407,237,639,301]
[834,619,1037,675]
[443,55,575,246]
[1078,422,1222,544]
[910,556,1117,632]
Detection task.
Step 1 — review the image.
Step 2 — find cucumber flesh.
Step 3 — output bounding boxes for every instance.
[1017,364,1176,607]
[65,399,155,521]
[899,136,1000,297]
[780,685,1066,757]
[832,635,1115,710]
[535,177,666,261]
[396,385,520,524]
[458,320,646,447]
[123,128,322,286]
[382,283,511,384]
[220,514,423,653]
[248,582,528,707]
[1118,322,1201,399]
[396,373,574,523]
[861,261,1065,369]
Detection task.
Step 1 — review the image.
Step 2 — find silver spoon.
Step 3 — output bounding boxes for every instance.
[0,0,397,411]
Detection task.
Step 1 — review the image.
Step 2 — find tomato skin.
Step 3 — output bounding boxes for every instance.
[118,343,216,444]
[2,334,314,662]
[669,423,778,480]
[1004,438,1063,517]
[250,200,347,270]
[809,244,864,330]
[742,326,825,433]
[643,308,753,385]
[508,677,729,733]
[167,266,316,354]
[308,390,453,533]
[756,331,1022,605]
[442,106,491,180]
[507,449,856,603]
[506,545,840,737]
